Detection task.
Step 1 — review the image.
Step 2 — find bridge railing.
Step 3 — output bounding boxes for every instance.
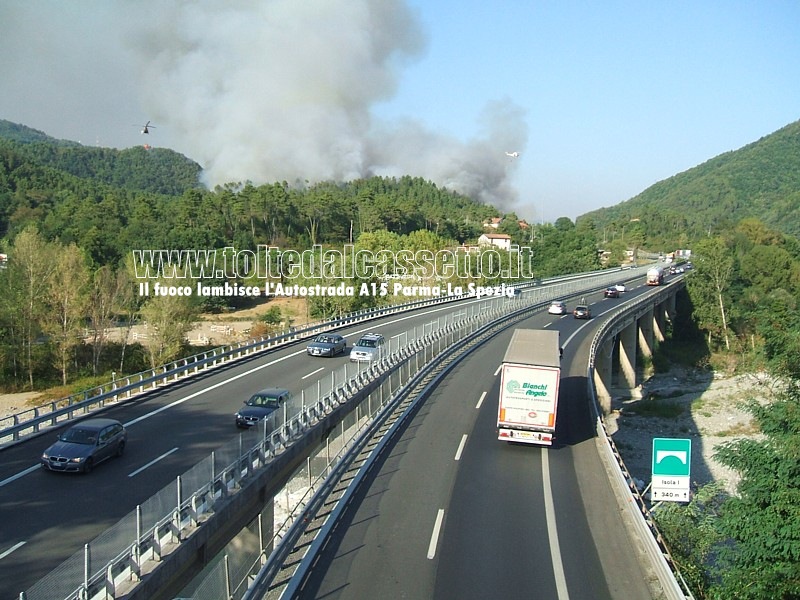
[586,277,695,600]
[2,269,620,448]
[18,266,648,600]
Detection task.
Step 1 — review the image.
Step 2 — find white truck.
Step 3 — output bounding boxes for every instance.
[497,328,561,445]
[646,265,665,286]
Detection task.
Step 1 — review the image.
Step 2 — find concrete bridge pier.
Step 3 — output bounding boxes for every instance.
[654,306,666,343]
[639,307,655,361]
[593,337,614,414]
[618,321,637,391]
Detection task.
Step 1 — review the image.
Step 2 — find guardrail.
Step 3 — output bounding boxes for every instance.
[585,277,695,600]
[20,294,520,600]
[0,290,491,448]
[253,286,545,600]
[0,267,632,448]
[17,265,650,600]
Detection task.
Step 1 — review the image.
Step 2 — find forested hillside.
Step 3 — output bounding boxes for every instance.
[580,119,800,246]
[3,117,800,600]
[0,119,203,196]
[0,120,82,146]
[0,137,499,266]
[0,118,606,390]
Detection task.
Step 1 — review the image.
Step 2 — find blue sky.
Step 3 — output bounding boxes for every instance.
[0,1,798,223]
[379,1,800,220]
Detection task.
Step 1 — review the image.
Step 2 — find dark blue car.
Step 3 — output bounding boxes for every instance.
[235,388,292,428]
[306,333,347,357]
[41,418,127,473]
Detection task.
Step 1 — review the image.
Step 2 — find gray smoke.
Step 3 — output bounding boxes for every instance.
[369,100,528,206]
[0,0,527,207]
[129,0,527,206]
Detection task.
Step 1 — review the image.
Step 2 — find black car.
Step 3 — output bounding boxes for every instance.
[40,418,127,473]
[235,388,292,428]
[604,287,620,298]
[306,333,346,357]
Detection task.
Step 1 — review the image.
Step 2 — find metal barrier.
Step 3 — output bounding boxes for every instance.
[585,278,695,600]
[18,266,648,600]
[0,267,623,448]
[0,291,481,447]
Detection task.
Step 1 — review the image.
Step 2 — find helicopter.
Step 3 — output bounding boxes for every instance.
[138,121,156,134]
[505,151,520,158]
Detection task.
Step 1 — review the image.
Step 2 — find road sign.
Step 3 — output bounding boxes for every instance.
[651,438,691,502]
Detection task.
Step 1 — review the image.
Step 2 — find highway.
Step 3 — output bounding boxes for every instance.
[289,287,656,599]
[0,275,653,599]
[0,299,493,599]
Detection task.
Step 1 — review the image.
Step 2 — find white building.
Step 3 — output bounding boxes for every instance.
[478,233,512,251]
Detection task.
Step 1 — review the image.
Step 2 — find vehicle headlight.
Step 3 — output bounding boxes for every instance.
[70,457,85,462]
[41,452,50,460]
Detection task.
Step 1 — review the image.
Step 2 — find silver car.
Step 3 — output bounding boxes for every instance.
[349,333,386,362]
[41,418,127,474]
[548,300,567,315]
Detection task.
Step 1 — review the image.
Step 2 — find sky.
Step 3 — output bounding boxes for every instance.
[0,1,798,223]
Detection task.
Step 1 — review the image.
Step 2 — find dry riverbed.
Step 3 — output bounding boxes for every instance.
[604,367,767,496]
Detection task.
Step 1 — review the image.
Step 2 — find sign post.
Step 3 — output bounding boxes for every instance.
[651,438,691,502]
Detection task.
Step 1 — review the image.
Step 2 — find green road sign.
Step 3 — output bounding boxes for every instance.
[652,438,691,477]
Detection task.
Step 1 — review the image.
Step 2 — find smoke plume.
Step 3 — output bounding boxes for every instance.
[130,0,526,206]
[1,0,527,207]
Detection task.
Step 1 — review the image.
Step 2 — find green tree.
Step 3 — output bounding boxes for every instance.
[42,243,90,384]
[687,236,735,350]
[497,213,526,245]
[87,265,127,376]
[750,289,800,378]
[139,279,199,368]
[738,245,799,299]
[6,227,56,388]
[712,382,800,599]
[655,482,727,599]
[0,264,22,386]
[116,259,142,373]
[355,230,404,253]
[404,229,452,253]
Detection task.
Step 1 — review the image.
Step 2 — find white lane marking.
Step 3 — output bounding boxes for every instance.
[124,352,305,427]
[475,391,487,409]
[562,321,591,349]
[454,434,468,461]
[542,450,570,600]
[0,541,26,560]
[125,302,466,429]
[302,367,324,380]
[128,447,179,478]
[125,300,474,429]
[427,508,446,559]
[0,465,40,489]
[494,364,502,376]
[1,300,478,486]
[0,352,306,486]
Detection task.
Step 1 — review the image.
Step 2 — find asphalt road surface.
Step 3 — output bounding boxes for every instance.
[293,290,656,599]
[0,277,654,599]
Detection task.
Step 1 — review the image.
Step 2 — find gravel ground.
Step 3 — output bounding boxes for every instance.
[603,368,768,496]
[0,391,42,418]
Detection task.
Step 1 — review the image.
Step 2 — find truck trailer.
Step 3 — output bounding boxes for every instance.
[646,266,665,285]
[497,328,561,445]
